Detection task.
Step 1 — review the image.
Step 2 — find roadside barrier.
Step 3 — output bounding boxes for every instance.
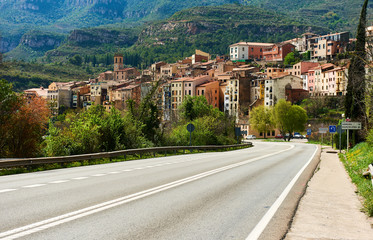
[0,143,252,168]
[369,164,373,188]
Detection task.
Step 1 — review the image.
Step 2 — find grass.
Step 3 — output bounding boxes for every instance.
[340,142,373,217]
[0,145,251,176]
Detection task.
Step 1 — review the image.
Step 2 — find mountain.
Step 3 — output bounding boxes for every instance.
[1,0,370,55]
[0,0,239,53]
[40,5,328,66]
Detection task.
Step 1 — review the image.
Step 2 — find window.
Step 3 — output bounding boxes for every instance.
[202,90,204,95]
[189,90,191,95]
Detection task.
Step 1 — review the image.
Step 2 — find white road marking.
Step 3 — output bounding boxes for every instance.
[108,172,120,174]
[134,167,144,170]
[0,145,295,240]
[91,174,106,177]
[122,169,133,172]
[246,145,319,240]
[0,189,17,193]
[72,177,88,180]
[22,184,46,188]
[49,180,69,184]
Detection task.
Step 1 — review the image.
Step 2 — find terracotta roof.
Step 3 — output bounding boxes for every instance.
[229,42,274,47]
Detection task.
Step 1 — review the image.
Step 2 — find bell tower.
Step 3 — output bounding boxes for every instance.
[114,54,123,71]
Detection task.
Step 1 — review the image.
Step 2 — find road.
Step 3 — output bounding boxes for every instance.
[0,142,318,240]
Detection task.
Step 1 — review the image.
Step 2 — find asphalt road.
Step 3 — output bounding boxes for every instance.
[0,142,318,240]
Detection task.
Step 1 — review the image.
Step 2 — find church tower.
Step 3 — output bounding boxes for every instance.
[114,54,123,71]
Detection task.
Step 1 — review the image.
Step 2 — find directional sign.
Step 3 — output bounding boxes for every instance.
[307,129,312,136]
[319,128,328,134]
[341,122,361,130]
[337,125,345,134]
[329,125,337,133]
[235,127,241,136]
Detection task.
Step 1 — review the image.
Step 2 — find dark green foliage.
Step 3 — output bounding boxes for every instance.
[345,0,368,141]
[44,105,148,156]
[69,55,83,66]
[169,96,236,146]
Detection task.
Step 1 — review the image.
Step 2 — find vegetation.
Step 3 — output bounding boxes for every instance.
[345,0,368,143]
[0,79,50,158]
[169,96,236,146]
[249,105,275,138]
[273,99,308,141]
[0,60,106,92]
[341,142,373,217]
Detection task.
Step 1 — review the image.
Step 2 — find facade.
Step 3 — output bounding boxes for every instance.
[266,67,287,79]
[310,32,350,60]
[229,42,273,61]
[264,75,304,107]
[196,81,220,108]
[263,43,295,62]
[183,75,211,97]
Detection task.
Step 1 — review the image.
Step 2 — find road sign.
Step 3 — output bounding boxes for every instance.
[329,125,337,133]
[337,125,345,134]
[341,122,361,130]
[241,130,248,135]
[187,123,195,133]
[307,129,312,136]
[235,127,241,136]
[319,128,328,133]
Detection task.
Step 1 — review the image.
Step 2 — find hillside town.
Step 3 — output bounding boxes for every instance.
[23,30,367,138]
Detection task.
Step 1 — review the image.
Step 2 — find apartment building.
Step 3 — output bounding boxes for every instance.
[196,81,220,108]
[229,42,273,61]
[264,75,304,107]
[263,43,295,62]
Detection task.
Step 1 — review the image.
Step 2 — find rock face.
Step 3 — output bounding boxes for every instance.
[68,29,138,46]
[20,31,65,50]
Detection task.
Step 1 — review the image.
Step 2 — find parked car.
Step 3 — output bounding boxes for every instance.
[293,133,304,139]
[275,134,284,139]
[246,135,256,140]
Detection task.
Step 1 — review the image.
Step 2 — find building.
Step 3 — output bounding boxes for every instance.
[285,62,319,90]
[229,42,274,61]
[264,75,304,107]
[263,43,295,62]
[309,32,350,61]
[196,81,220,108]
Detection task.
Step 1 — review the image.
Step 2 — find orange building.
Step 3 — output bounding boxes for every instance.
[263,43,295,62]
[196,81,220,108]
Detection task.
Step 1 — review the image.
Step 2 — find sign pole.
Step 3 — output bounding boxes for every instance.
[347,130,349,152]
[339,131,341,153]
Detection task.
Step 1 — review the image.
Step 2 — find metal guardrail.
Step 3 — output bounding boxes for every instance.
[0,143,252,168]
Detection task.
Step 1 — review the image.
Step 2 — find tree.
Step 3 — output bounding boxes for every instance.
[273,99,308,141]
[5,95,50,157]
[69,55,83,66]
[345,0,368,141]
[249,105,275,138]
[284,51,301,66]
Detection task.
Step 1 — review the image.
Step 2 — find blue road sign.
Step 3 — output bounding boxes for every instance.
[329,125,337,133]
[307,129,312,136]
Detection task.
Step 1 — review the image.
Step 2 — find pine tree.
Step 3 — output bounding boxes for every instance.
[345,0,368,133]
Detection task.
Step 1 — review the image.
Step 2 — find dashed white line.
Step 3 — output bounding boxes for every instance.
[72,177,89,180]
[108,172,120,174]
[22,184,46,188]
[49,180,69,184]
[0,189,17,193]
[122,169,133,172]
[134,167,144,170]
[91,174,106,177]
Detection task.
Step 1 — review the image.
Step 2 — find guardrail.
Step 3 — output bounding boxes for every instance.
[0,143,252,168]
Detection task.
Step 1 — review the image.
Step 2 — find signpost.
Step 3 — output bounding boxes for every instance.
[307,129,312,136]
[341,122,361,152]
[187,123,195,146]
[235,127,241,144]
[319,128,328,145]
[329,125,336,148]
